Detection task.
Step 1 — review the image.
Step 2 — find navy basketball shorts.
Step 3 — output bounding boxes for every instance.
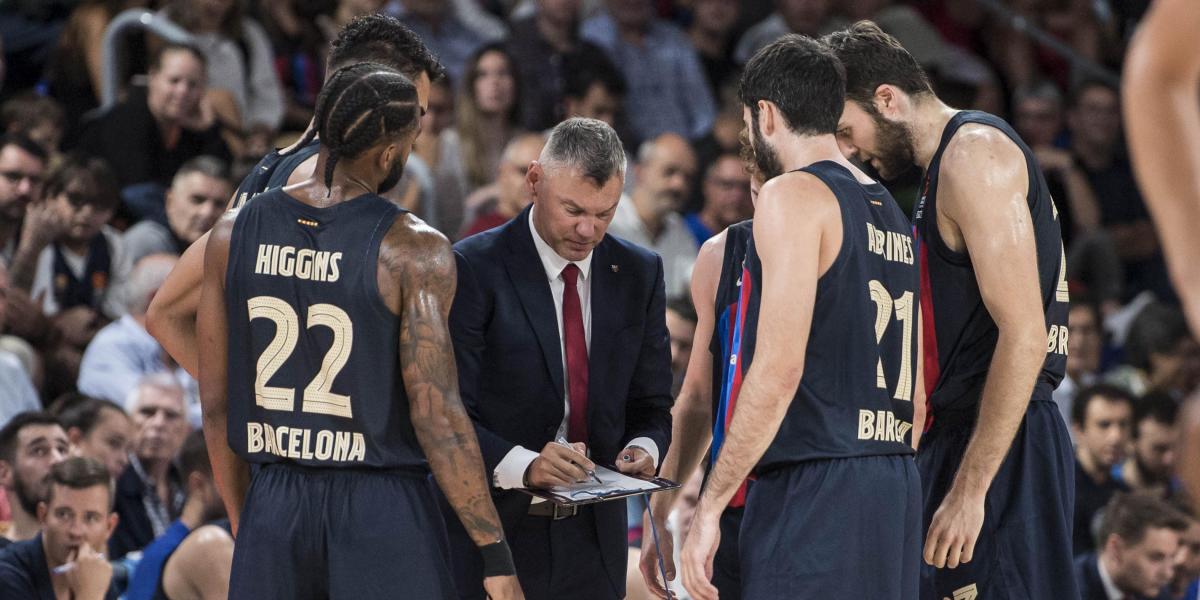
[917,392,1077,600]
[228,463,456,600]
[712,506,744,600]
[739,454,921,599]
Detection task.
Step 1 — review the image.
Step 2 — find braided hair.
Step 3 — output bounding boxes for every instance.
[291,62,421,192]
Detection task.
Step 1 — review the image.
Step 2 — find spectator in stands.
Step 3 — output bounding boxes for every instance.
[436,43,522,235]
[74,43,231,194]
[0,134,47,262]
[666,296,697,396]
[79,253,198,426]
[0,412,69,546]
[1170,511,1200,600]
[1071,384,1134,556]
[110,374,187,559]
[582,0,716,143]
[0,261,40,425]
[733,0,847,65]
[1114,393,1182,501]
[608,133,698,299]
[560,49,626,128]
[0,457,119,599]
[687,0,741,99]
[683,152,752,246]
[1067,78,1171,302]
[1111,303,1200,399]
[55,397,132,481]
[122,157,230,266]
[126,430,231,600]
[164,0,285,159]
[508,0,610,131]
[390,0,488,83]
[459,132,546,239]
[1076,493,1187,600]
[0,92,65,156]
[1054,300,1104,425]
[10,157,128,321]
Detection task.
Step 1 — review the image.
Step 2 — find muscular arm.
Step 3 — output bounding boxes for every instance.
[147,228,208,378]
[1123,0,1200,333]
[697,174,839,514]
[381,219,505,547]
[161,525,234,600]
[938,128,1047,502]
[196,215,251,534]
[648,232,723,518]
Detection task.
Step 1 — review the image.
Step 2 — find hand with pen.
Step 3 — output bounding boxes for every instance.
[523,440,599,488]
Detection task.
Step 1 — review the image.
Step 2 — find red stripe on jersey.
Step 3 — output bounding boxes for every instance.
[918,236,940,433]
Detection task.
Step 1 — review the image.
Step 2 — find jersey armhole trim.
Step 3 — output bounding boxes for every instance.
[363,206,403,321]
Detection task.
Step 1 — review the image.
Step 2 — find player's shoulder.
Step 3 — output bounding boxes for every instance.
[941,121,1025,176]
[381,212,454,277]
[758,170,839,216]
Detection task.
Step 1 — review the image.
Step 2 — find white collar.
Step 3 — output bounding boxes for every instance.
[1097,555,1125,600]
[527,206,593,283]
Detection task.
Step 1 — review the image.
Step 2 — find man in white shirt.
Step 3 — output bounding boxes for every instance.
[1075,493,1187,600]
[447,118,673,600]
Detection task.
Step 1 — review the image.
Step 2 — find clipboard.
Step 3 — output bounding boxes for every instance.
[519,465,680,507]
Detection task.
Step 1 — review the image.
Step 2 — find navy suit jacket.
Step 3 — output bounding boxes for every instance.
[1075,552,1172,600]
[444,206,673,596]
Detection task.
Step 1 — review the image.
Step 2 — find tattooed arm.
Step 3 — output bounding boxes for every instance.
[379,214,509,546]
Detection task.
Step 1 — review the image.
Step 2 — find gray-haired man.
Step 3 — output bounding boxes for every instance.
[445,117,673,599]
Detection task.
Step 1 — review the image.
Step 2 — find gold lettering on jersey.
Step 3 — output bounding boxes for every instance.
[1047,324,1069,356]
[865,223,915,265]
[246,422,366,462]
[857,409,913,443]
[254,244,342,282]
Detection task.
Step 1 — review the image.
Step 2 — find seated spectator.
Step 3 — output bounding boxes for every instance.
[507,0,610,131]
[1055,300,1105,425]
[1109,303,1200,399]
[560,49,626,128]
[1072,384,1134,556]
[1114,393,1182,501]
[666,296,697,396]
[110,374,188,559]
[164,0,285,159]
[1170,509,1200,600]
[688,0,741,98]
[435,43,522,235]
[389,0,488,83]
[1067,78,1171,302]
[608,133,699,299]
[733,0,847,65]
[74,43,231,200]
[54,396,133,481]
[123,158,231,265]
[459,132,546,239]
[0,134,48,262]
[78,254,199,426]
[0,92,65,156]
[0,412,69,546]
[125,430,231,600]
[10,156,128,320]
[0,457,119,599]
[683,152,752,246]
[582,0,716,143]
[1076,493,1187,600]
[0,261,40,426]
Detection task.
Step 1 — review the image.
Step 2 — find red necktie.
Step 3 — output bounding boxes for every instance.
[561,264,589,443]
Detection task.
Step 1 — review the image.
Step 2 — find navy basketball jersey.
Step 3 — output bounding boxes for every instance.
[224,188,426,469]
[913,111,1068,417]
[709,220,753,505]
[229,140,321,210]
[740,161,919,472]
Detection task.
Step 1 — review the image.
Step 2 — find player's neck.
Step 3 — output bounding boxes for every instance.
[776,133,852,175]
[909,98,959,171]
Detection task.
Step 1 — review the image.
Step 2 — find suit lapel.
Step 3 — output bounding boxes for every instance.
[587,239,621,427]
[503,212,565,397]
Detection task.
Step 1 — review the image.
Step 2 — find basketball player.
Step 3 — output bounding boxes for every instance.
[679,35,922,600]
[826,21,1076,599]
[195,63,521,599]
[1123,0,1200,510]
[149,14,443,377]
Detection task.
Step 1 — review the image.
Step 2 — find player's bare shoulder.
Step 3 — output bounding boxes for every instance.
[376,212,456,314]
[756,170,840,232]
[939,123,1027,194]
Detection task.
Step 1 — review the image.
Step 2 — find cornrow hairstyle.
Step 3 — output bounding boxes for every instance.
[296,62,421,193]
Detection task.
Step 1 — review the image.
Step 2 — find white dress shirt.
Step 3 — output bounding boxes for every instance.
[1097,556,1125,600]
[491,208,660,490]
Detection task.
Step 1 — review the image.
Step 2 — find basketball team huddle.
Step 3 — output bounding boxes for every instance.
[132,3,1200,599]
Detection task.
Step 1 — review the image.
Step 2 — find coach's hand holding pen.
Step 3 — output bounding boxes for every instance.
[524,438,600,488]
[556,436,603,484]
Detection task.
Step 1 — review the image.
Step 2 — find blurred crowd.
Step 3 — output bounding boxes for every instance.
[0,0,1193,599]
